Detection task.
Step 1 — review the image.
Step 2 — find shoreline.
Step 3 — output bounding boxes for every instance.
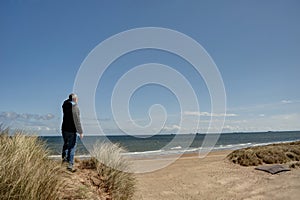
[47,149,235,164]
[48,138,300,161]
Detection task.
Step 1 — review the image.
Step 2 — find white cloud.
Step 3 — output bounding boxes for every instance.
[221,113,300,132]
[0,111,58,135]
[229,100,300,112]
[0,111,55,121]
[184,111,237,117]
[281,100,292,104]
[162,124,181,132]
[270,113,300,121]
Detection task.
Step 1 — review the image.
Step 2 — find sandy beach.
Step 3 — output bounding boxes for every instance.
[133,150,300,200]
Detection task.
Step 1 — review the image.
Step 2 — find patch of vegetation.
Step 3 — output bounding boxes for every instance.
[227,141,300,166]
[0,126,136,200]
[0,128,64,200]
[289,161,300,168]
[90,142,136,200]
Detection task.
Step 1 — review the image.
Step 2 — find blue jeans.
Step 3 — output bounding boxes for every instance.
[62,131,77,165]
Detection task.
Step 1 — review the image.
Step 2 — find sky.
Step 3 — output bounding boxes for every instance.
[0,0,300,135]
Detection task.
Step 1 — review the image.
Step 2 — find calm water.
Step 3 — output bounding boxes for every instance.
[41,131,300,157]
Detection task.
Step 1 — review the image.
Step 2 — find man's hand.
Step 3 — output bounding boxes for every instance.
[79,133,84,139]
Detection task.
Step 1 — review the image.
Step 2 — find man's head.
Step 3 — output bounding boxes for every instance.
[69,93,78,103]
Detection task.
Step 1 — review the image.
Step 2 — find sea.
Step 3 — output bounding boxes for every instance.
[41,131,300,158]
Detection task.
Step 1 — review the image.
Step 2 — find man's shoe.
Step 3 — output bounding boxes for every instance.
[67,164,76,172]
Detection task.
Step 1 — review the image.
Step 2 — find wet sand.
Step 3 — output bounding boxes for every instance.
[133,150,300,200]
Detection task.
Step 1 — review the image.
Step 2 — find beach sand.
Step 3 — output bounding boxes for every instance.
[133,150,300,200]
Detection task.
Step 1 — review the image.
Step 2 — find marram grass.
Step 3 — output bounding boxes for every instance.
[0,129,64,200]
[0,127,136,200]
[90,141,136,200]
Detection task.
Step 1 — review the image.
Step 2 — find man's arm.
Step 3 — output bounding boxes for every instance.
[72,105,83,138]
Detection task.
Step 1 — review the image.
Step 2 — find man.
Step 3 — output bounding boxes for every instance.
[61,93,83,172]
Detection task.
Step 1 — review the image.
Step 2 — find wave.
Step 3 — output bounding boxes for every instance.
[121,139,300,157]
[122,149,164,156]
[251,140,298,147]
[170,146,182,150]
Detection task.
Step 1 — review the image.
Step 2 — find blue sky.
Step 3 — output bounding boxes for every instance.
[0,0,300,135]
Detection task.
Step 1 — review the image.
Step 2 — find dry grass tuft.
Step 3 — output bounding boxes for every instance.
[80,157,98,170]
[90,141,136,200]
[0,129,64,200]
[227,141,300,166]
[289,161,300,168]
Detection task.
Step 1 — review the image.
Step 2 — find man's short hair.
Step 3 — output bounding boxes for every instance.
[69,93,77,100]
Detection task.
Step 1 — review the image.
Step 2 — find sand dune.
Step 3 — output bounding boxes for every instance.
[133,150,300,200]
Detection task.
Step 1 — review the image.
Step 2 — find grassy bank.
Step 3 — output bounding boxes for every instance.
[0,128,135,200]
[227,141,300,166]
[81,142,135,200]
[0,128,63,200]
